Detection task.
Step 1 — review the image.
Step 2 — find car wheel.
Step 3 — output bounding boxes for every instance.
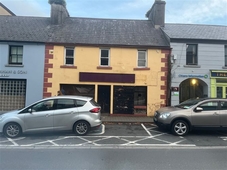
[74,121,90,136]
[3,122,22,138]
[171,120,189,136]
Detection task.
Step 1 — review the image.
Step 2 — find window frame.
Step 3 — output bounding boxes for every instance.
[64,47,75,65]
[225,45,227,67]
[186,44,198,65]
[9,45,23,65]
[100,49,110,66]
[137,50,147,68]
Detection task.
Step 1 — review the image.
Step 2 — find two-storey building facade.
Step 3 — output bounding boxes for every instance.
[0,16,49,111]
[43,3,171,116]
[162,24,227,105]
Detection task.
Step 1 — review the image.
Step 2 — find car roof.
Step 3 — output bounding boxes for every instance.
[41,95,93,101]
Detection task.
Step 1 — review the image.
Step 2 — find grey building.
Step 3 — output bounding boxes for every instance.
[146,0,227,105]
[162,24,227,105]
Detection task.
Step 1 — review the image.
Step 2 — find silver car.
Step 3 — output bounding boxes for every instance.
[0,96,102,138]
[154,98,227,136]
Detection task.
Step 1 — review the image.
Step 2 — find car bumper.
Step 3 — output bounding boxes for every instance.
[153,117,171,129]
[90,119,102,128]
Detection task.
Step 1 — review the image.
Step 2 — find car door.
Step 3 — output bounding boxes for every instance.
[22,99,55,132]
[191,101,220,127]
[220,101,227,127]
[53,98,79,130]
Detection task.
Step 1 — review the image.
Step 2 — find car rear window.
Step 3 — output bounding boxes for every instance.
[76,100,87,107]
[89,99,100,106]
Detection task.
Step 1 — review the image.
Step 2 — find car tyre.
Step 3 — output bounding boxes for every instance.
[171,120,189,136]
[74,121,90,136]
[3,122,22,138]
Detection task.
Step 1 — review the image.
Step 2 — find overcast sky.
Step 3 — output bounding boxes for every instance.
[1,0,227,25]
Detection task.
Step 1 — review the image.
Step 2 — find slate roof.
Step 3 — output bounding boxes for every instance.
[162,23,227,41]
[0,16,169,47]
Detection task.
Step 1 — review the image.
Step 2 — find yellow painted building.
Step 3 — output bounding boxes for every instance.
[44,45,170,116]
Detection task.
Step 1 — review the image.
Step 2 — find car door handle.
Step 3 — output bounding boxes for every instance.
[213,112,219,115]
[46,114,50,117]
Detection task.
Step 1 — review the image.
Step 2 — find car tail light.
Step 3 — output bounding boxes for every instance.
[89,108,101,113]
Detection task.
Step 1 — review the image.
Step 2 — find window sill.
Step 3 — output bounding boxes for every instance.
[183,65,201,68]
[97,66,112,70]
[133,67,150,71]
[134,106,147,109]
[5,64,24,67]
[222,66,227,69]
[60,65,77,69]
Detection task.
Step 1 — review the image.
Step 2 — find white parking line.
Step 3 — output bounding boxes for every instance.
[7,138,19,146]
[141,123,152,136]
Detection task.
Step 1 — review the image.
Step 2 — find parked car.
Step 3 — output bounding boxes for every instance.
[153,98,227,136]
[0,96,102,138]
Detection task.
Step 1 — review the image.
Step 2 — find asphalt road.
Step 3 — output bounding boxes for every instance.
[1,147,227,170]
[1,123,227,147]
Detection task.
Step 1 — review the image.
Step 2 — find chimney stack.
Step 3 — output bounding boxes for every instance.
[50,3,69,25]
[146,0,166,28]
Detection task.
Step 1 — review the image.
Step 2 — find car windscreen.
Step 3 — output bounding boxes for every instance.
[174,99,203,109]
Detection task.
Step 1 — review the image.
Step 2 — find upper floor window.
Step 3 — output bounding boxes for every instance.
[225,45,227,66]
[65,47,74,65]
[186,44,197,65]
[100,49,109,66]
[9,46,23,65]
[138,50,147,67]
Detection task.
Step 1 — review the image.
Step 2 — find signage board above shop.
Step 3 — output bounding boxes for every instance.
[211,71,227,78]
[0,70,27,77]
[178,74,208,79]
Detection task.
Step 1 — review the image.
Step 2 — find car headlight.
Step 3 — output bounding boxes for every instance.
[160,113,171,119]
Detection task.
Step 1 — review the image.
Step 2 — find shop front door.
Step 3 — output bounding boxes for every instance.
[216,86,227,98]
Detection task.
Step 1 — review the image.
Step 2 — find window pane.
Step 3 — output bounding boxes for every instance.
[138,60,146,67]
[220,101,227,110]
[76,100,86,107]
[225,46,227,66]
[101,58,108,66]
[199,101,218,111]
[57,99,75,109]
[11,55,17,62]
[101,50,109,58]
[66,49,74,56]
[33,100,54,112]
[186,44,197,65]
[11,47,17,54]
[17,47,23,55]
[18,56,23,63]
[66,58,74,65]
[138,51,146,60]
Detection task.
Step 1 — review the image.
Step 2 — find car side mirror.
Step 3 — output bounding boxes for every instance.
[28,108,33,113]
[195,107,203,112]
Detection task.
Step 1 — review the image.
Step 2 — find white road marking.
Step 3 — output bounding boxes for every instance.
[48,140,59,146]
[7,138,19,146]
[89,124,105,135]
[141,123,152,136]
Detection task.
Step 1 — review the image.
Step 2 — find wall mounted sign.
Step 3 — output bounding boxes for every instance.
[171,87,179,91]
[178,74,208,79]
[0,70,27,77]
[211,72,227,77]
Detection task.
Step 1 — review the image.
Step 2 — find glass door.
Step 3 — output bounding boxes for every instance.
[216,86,227,98]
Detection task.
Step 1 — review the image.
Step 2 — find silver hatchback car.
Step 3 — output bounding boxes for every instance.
[0,96,102,138]
[154,98,227,136]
